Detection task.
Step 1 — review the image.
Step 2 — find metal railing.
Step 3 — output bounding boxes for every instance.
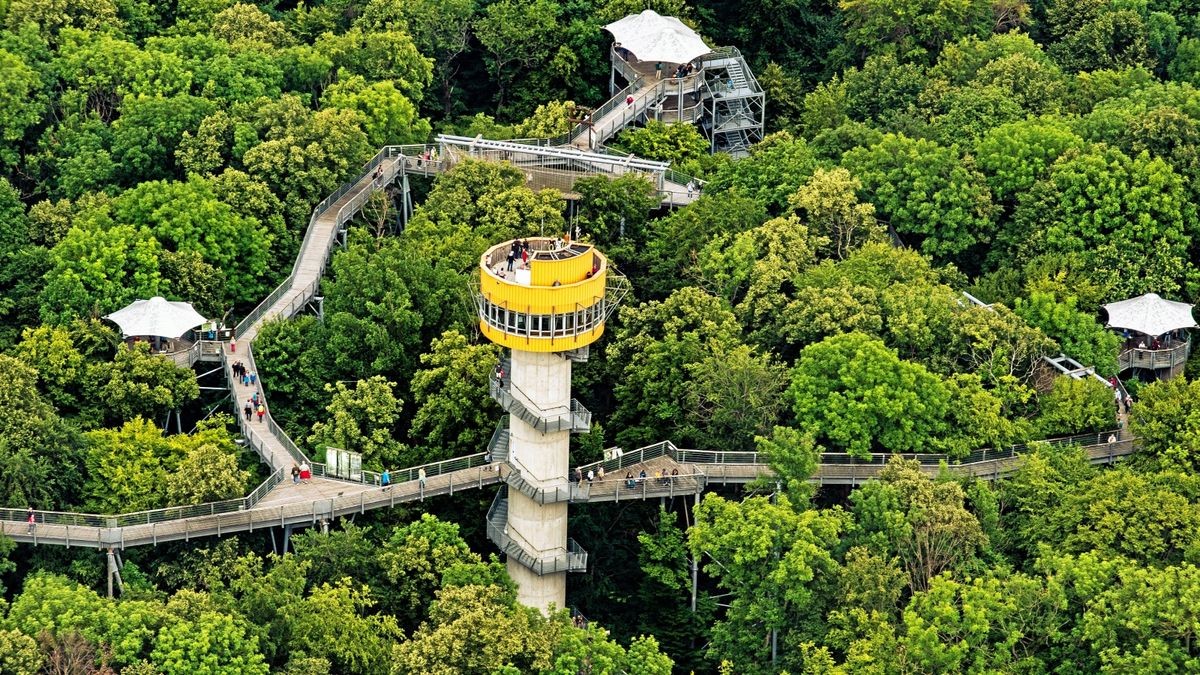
[4,452,491,530]
[488,378,592,434]
[485,490,587,574]
[1118,340,1190,371]
[487,418,511,464]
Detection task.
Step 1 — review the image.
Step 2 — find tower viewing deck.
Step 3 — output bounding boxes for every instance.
[475,237,628,352]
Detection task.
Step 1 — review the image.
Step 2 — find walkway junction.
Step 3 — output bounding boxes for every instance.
[3,146,1136,604]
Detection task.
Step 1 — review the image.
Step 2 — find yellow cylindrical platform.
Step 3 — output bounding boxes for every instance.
[477,238,610,353]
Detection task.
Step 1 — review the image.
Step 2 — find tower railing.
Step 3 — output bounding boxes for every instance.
[1118,339,1190,370]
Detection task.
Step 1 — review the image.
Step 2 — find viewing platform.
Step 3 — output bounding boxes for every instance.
[473,237,629,352]
[1118,339,1191,372]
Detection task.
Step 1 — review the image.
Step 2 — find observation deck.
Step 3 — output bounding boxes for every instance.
[473,237,629,352]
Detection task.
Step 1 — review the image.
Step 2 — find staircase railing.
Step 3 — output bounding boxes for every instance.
[485,490,588,574]
[488,378,592,434]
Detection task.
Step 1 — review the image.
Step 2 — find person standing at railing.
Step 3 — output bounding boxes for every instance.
[27,507,35,534]
[418,467,426,489]
[381,469,391,486]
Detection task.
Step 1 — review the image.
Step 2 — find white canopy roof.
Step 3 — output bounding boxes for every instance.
[1103,292,1197,336]
[104,296,207,338]
[605,10,712,64]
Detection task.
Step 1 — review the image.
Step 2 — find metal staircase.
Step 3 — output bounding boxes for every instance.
[491,356,591,434]
[487,418,511,463]
[600,45,765,158]
[485,489,588,575]
[488,379,592,434]
[502,466,577,504]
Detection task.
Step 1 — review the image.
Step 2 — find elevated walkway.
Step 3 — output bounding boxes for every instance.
[5,430,1133,548]
[437,135,698,206]
[0,146,1136,562]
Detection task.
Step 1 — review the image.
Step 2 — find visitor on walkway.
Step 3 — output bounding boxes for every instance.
[597,465,605,482]
[300,461,311,483]
[626,94,635,106]
[418,467,427,489]
[256,404,265,421]
[244,400,253,421]
[625,472,636,489]
[27,507,35,534]
[252,391,260,406]
[586,469,595,483]
[381,469,390,487]
[230,337,236,353]
[250,371,257,385]
[686,179,696,198]
[575,467,583,485]
[292,464,301,485]
[638,469,647,485]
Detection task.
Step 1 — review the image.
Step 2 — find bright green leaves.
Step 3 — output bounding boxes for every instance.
[1130,377,1200,473]
[842,133,998,264]
[409,330,500,463]
[1012,145,1197,298]
[788,332,951,457]
[307,376,405,471]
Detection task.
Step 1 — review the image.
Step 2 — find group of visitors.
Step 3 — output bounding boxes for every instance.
[1123,329,1187,350]
[622,468,679,489]
[1109,376,1132,416]
[507,239,531,271]
[573,465,606,485]
[414,148,438,168]
[290,462,312,484]
[231,361,256,386]
[243,392,265,423]
[672,62,696,78]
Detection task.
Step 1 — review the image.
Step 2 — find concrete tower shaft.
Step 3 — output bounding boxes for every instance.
[474,237,626,612]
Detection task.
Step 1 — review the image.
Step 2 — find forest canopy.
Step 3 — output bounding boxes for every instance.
[2,0,1200,672]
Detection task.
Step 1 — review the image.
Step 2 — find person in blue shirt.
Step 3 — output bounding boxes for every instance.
[381,469,391,486]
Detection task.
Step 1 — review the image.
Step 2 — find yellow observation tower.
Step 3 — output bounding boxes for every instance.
[473,237,628,612]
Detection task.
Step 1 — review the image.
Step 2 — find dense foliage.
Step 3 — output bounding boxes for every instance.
[3,0,1200,671]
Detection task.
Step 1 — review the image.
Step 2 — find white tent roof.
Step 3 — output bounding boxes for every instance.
[104,296,207,338]
[605,10,712,64]
[1103,292,1197,336]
